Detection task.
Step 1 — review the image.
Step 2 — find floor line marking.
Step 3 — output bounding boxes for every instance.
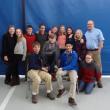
[0,86,16,110]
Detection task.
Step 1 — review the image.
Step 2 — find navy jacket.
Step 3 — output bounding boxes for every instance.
[28,53,42,70]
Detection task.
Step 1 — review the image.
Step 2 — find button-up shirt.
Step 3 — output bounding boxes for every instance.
[85,28,104,49]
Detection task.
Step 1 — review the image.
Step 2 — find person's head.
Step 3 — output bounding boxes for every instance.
[8,25,15,35]
[59,25,66,35]
[85,53,93,63]
[65,43,73,52]
[32,41,40,53]
[48,33,56,43]
[16,28,23,38]
[26,25,33,35]
[66,27,73,35]
[87,20,95,30]
[74,29,83,40]
[39,24,46,34]
[51,26,58,34]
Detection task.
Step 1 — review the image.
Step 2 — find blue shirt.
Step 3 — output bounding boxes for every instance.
[85,28,104,49]
[60,51,78,71]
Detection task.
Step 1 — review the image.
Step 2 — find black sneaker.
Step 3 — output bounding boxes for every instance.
[57,88,65,98]
[97,81,103,88]
[68,97,77,106]
[47,92,55,100]
[32,95,38,104]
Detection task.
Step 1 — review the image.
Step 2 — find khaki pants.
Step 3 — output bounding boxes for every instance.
[56,69,78,99]
[88,50,102,72]
[28,69,53,95]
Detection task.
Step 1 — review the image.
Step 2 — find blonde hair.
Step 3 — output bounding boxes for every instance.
[74,29,83,40]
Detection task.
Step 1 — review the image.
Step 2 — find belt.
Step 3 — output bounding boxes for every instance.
[87,49,98,51]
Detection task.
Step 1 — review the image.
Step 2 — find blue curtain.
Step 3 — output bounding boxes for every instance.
[0,0,110,74]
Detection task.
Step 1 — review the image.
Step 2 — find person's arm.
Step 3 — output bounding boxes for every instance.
[62,52,78,70]
[98,29,104,52]
[2,35,9,61]
[22,37,27,61]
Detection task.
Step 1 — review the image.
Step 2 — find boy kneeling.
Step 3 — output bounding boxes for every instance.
[27,41,55,104]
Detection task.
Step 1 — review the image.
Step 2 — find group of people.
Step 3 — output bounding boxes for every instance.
[1,20,105,106]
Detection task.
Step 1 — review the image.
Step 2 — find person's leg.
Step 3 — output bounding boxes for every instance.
[11,54,22,86]
[68,70,78,105]
[28,70,41,103]
[85,82,95,94]
[56,69,67,97]
[38,70,55,100]
[78,80,86,92]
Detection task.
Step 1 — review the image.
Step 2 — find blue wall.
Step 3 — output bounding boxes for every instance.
[0,0,110,74]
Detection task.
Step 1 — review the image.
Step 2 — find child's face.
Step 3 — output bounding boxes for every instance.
[49,37,56,43]
[51,27,58,33]
[9,27,15,35]
[16,29,22,38]
[33,45,40,53]
[26,28,33,35]
[65,44,73,52]
[67,28,72,35]
[85,55,93,63]
[39,25,45,32]
[60,26,65,33]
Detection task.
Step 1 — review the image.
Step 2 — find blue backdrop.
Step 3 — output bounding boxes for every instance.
[0,0,110,75]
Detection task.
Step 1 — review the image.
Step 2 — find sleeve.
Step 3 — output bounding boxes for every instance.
[98,29,105,41]
[62,52,78,70]
[2,35,8,56]
[22,37,27,61]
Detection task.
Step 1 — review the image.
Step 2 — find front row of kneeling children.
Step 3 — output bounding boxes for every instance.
[27,40,102,105]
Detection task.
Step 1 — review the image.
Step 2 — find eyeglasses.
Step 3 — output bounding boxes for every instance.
[85,57,92,59]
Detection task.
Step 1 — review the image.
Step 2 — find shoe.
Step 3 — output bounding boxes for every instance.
[47,92,55,100]
[97,81,103,88]
[32,95,38,104]
[57,88,65,98]
[68,97,77,106]
[10,81,20,86]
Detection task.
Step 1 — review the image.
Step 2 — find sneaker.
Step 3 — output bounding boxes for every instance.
[97,81,103,88]
[32,95,38,104]
[68,97,77,106]
[47,92,55,100]
[57,88,65,98]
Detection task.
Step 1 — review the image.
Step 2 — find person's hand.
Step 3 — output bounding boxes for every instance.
[4,56,8,61]
[80,39,84,44]
[42,67,48,72]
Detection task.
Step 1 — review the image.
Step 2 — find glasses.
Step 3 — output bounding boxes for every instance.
[85,57,92,59]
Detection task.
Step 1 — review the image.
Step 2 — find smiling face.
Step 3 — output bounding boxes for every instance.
[87,20,94,30]
[8,27,15,35]
[26,27,33,35]
[65,43,73,52]
[67,28,73,35]
[16,29,22,38]
[85,54,93,63]
[33,45,40,53]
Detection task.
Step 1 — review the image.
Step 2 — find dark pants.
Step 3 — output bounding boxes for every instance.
[11,54,23,84]
[45,53,56,74]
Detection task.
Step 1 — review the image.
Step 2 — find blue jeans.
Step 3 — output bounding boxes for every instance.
[79,80,95,94]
